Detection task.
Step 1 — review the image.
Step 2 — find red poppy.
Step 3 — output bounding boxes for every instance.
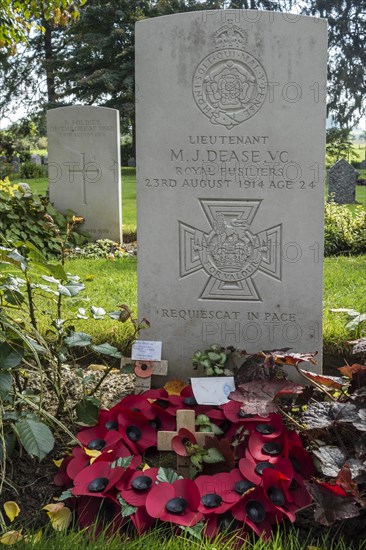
[145,479,202,526]
[203,512,249,546]
[54,455,73,487]
[247,431,287,464]
[66,436,140,481]
[77,425,124,450]
[117,410,157,454]
[76,495,126,535]
[116,467,159,506]
[195,473,242,515]
[239,453,293,486]
[262,466,312,519]
[171,428,197,456]
[287,444,315,479]
[72,460,126,498]
[231,486,282,539]
[130,505,155,534]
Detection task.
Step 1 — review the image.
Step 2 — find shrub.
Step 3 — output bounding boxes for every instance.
[20,160,46,179]
[0,178,87,257]
[324,200,366,256]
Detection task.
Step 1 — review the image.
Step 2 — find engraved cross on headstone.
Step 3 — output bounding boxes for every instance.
[68,153,100,206]
[157,409,214,476]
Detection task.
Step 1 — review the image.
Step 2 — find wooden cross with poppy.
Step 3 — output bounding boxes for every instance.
[120,358,168,394]
[157,409,215,477]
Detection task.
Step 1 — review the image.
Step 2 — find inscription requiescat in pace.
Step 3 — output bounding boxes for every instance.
[192,21,268,130]
[179,199,282,301]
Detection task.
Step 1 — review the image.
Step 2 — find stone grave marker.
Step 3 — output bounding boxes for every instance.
[328,158,356,204]
[47,106,122,242]
[136,10,327,379]
[31,153,42,165]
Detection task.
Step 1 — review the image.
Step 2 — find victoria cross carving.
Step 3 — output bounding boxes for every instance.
[179,199,282,302]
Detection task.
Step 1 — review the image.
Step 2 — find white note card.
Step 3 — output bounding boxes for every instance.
[191,377,235,406]
[131,340,162,361]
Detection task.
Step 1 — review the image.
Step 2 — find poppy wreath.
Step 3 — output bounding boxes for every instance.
[55,385,314,542]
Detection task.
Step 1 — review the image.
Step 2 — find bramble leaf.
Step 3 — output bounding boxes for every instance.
[302,402,359,429]
[306,481,359,525]
[312,446,347,477]
[156,467,183,484]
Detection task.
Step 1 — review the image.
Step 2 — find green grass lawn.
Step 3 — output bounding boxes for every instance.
[22,253,365,359]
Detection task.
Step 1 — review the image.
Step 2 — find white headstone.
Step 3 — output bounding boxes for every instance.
[47,106,122,242]
[136,10,327,379]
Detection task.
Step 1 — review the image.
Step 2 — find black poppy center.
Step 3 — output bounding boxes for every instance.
[267,487,285,506]
[289,478,299,490]
[165,497,187,515]
[201,493,222,509]
[149,416,162,431]
[255,462,275,476]
[87,438,106,451]
[289,455,301,473]
[255,424,275,435]
[246,501,266,523]
[126,426,142,442]
[218,512,241,533]
[155,399,169,409]
[183,397,197,407]
[131,407,141,412]
[131,475,153,492]
[238,410,255,418]
[219,420,231,433]
[105,421,118,431]
[234,479,255,495]
[88,476,109,493]
[262,442,283,456]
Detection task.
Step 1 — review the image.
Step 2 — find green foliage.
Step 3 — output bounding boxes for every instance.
[192,344,231,376]
[0,0,86,48]
[0,241,143,471]
[69,239,127,259]
[0,178,88,258]
[20,160,46,179]
[324,200,366,256]
[326,128,358,166]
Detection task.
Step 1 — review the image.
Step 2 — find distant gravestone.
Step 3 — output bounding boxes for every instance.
[328,158,356,204]
[136,11,327,379]
[31,153,42,165]
[127,157,136,167]
[47,106,122,242]
[360,159,366,170]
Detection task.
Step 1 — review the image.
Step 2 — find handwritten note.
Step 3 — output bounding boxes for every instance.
[131,340,162,361]
[191,377,235,405]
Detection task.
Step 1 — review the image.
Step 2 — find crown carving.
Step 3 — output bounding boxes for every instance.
[213,21,248,49]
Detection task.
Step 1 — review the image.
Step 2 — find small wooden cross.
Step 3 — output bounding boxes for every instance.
[120,358,168,394]
[157,409,215,477]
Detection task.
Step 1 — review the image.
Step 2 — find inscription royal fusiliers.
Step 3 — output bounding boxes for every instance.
[179,199,281,301]
[192,21,267,130]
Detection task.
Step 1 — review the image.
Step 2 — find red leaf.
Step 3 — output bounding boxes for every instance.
[273,351,318,366]
[299,371,345,389]
[305,480,359,526]
[338,364,366,379]
[336,465,366,506]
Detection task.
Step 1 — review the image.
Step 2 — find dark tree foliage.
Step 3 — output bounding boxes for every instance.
[301,0,366,127]
[0,0,364,132]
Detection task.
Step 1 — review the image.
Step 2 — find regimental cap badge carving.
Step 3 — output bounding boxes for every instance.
[213,21,248,49]
[192,22,268,130]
